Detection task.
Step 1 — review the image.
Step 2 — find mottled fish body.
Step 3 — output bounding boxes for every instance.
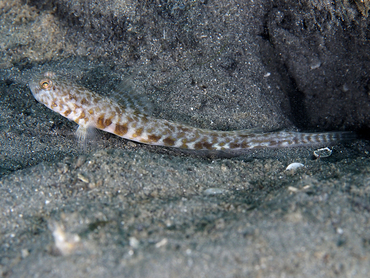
[29,72,351,151]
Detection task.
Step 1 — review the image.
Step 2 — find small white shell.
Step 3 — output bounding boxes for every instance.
[286,162,304,171]
[313,147,332,158]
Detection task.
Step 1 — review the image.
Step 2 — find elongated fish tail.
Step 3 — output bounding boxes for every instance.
[279,131,355,148]
[157,129,355,151]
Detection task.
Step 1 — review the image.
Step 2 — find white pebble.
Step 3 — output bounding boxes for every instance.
[155,238,168,248]
[129,237,140,249]
[286,162,304,171]
[203,188,226,195]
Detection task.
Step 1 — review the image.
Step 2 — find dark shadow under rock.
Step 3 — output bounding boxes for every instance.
[260,0,370,136]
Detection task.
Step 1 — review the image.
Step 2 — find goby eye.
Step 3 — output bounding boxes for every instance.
[40,79,52,89]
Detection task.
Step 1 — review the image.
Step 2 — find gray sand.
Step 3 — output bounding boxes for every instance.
[1,0,370,277]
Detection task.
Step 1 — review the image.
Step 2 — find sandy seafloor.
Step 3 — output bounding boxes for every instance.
[1,0,370,277]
